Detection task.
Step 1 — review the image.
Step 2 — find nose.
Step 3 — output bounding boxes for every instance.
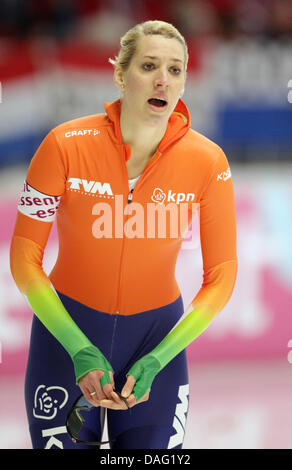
[154,67,170,88]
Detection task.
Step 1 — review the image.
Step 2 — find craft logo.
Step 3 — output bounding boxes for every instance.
[65,128,100,138]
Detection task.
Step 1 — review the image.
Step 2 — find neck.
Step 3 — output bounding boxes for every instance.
[120,100,169,157]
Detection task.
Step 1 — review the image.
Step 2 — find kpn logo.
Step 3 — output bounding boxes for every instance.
[151,187,195,205]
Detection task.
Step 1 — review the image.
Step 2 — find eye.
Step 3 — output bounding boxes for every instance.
[170,66,181,75]
[142,62,155,71]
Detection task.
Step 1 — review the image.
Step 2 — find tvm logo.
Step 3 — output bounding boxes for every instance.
[68,178,113,196]
[168,384,189,449]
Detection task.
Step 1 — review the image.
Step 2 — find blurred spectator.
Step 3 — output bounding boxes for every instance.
[271,0,292,39]
[0,0,78,40]
[76,1,134,46]
[0,0,34,38]
[1,0,292,43]
[169,0,219,39]
[234,0,271,38]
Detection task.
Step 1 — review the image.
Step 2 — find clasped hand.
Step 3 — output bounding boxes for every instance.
[78,370,149,410]
[78,354,160,410]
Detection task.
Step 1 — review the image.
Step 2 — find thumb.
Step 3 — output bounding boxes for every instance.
[109,370,115,388]
[121,375,136,398]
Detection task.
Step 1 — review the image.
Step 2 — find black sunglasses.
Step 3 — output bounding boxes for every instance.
[66,390,130,447]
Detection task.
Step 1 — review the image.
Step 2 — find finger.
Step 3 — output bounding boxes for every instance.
[101,370,115,399]
[121,375,136,398]
[87,374,107,403]
[82,385,100,407]
[102,381,114,400]
[110,390,125,406]
[126,393,138,408]
[92,378,107,402]
[78,371,106,403]
[99,399,127,411]
[127,391,149,408]
[100,370,112,389]
[109,371,115,388]
[137,391,150,403]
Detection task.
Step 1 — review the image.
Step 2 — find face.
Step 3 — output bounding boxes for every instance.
[116,35,186,123]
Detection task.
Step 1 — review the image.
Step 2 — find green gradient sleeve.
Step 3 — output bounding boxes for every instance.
[127,306,214,401]
[128,259,237,401]
[151,306,214,369]
[152,258,238,368]
[10,234,113,385]
[27,283,91,358]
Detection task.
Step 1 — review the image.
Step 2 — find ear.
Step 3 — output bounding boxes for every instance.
[114,66,125,92]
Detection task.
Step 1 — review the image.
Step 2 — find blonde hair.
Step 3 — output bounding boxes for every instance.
[109,20,188,74]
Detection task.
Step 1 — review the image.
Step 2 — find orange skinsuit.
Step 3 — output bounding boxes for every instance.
[10,98,237,389]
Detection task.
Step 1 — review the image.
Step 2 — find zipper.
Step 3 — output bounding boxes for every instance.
[126,149,162,204]
[114,148,162,314]
[114,146,132,314]
[128,188,134,204]
[109,316,118,362]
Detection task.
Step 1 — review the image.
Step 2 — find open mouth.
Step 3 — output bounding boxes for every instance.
[147,98,168,109]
